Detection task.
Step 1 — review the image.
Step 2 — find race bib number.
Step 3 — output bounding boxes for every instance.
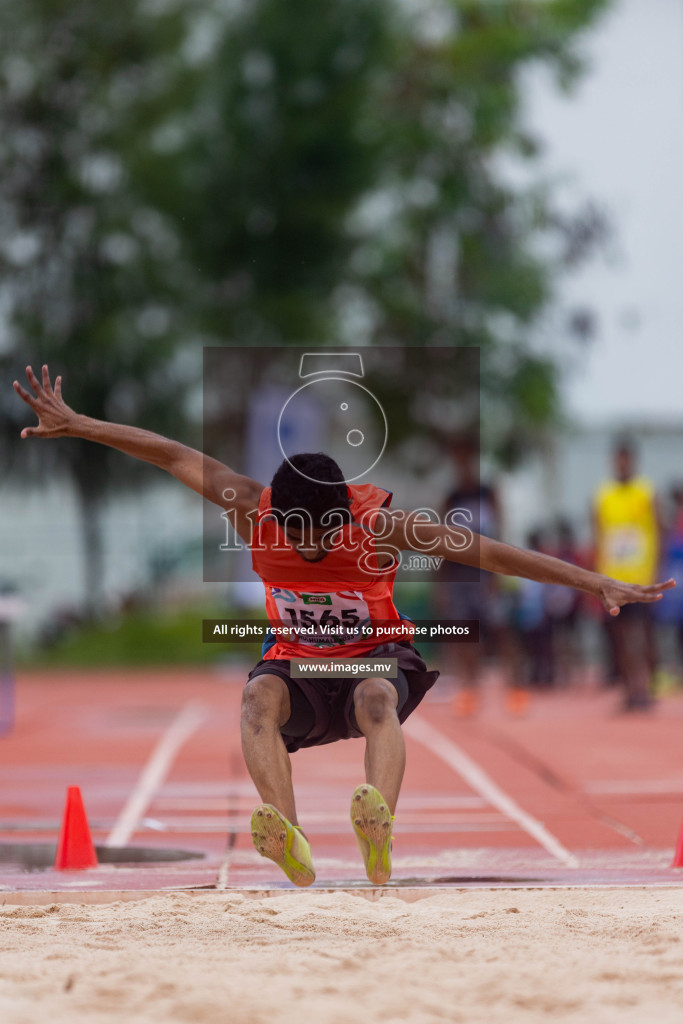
[269,588,371,647]
[607,528,646,564]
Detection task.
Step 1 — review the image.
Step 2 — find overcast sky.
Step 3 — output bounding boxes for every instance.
[523,0,683,425]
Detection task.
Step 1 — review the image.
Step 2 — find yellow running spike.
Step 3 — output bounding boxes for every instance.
[350,784,393,885]
[250,805,315,887]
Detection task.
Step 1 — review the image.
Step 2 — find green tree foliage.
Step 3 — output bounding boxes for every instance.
[138,0,610,458]
[129,0,396,346]
[147,0,609,462]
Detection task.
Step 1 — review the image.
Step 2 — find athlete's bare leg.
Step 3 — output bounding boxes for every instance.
[241,674,298,824]
[353,677,405,814]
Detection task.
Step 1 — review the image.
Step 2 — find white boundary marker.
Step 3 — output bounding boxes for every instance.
[106,701,208,848]
[404,716,580,869]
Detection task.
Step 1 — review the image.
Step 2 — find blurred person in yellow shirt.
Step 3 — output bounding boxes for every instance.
[593,439,662,710]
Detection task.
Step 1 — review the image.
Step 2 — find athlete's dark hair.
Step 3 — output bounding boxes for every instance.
[270,453,352,528]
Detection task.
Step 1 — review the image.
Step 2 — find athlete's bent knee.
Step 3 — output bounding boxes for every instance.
[354,678,398,728]
[242,675,289,731]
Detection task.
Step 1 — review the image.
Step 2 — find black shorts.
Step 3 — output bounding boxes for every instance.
[246,641,439,753]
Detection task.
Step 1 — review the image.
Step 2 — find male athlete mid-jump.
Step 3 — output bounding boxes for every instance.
[14,366,675,886]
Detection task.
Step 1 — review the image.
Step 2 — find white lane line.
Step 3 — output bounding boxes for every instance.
[216,856,230,889]
[404,716,580,869]
[106,701,208,848]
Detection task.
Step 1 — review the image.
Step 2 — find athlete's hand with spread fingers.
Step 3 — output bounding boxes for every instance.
[13,364,76,439]
[597,576,676,617]
[12,362,261,532]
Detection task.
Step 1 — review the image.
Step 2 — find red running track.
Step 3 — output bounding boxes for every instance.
[1,667,683,894]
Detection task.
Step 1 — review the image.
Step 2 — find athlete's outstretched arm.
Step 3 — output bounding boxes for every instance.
[13,365,262,524]
[377,508,675,617]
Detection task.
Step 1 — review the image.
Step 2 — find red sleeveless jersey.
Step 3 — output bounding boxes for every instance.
[250,483,411,659]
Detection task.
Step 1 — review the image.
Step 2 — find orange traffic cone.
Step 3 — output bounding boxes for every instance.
[673,821,683,868]
[55,786,98,870]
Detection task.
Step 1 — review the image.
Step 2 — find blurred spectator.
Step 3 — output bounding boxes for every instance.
[434,434,518,716]
[593,438,662,710]
[511,529,554,690]
[654,484,683,671]
[545,518,584,687]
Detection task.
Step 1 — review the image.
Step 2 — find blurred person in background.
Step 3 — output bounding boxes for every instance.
[511,529,554,693]
[434,433,521,716]
[654,484,683,680]
[593,438,662,711]
[545,518,585,688]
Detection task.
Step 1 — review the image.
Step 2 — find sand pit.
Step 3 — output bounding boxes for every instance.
[1,887,682,1023]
